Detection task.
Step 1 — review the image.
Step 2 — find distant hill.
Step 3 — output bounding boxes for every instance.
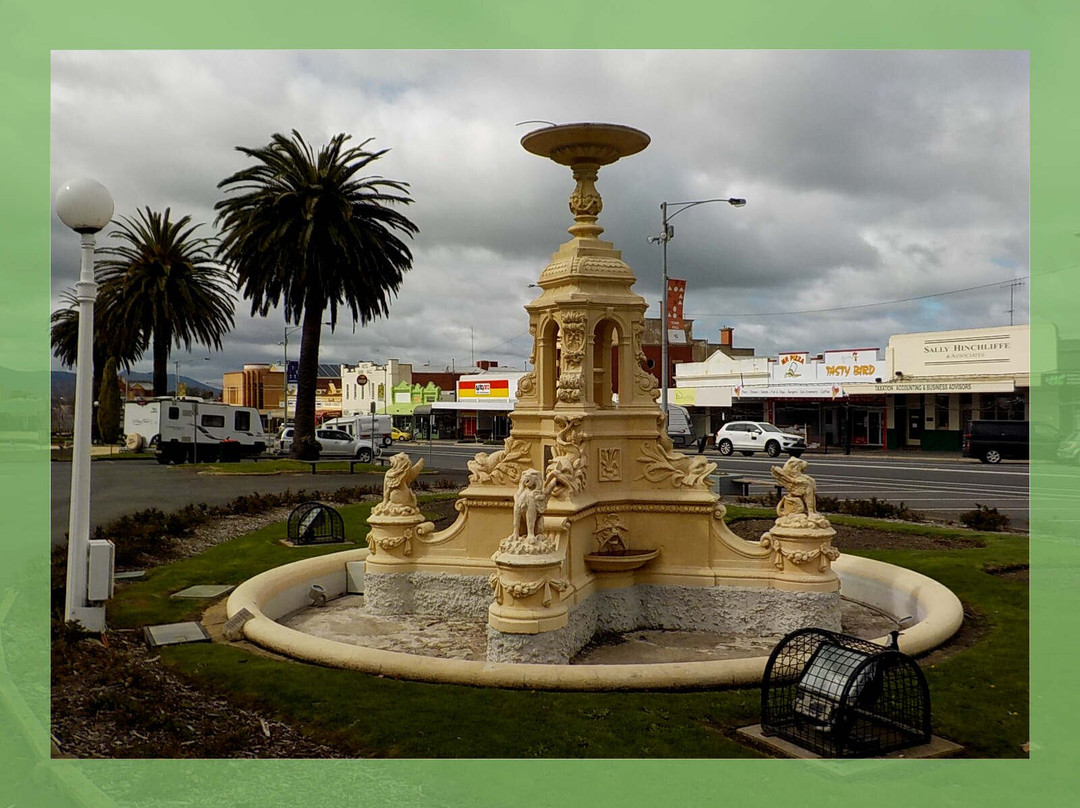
[0,367,50,398]
[50,370,221,401]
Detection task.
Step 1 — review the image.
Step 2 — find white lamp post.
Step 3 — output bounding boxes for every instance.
[649,197,746,416]
[56,177,114,632]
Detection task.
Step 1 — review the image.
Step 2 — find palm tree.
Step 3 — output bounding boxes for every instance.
[51,285,147,438]
[96,208,235,396]
[215,130,418,459]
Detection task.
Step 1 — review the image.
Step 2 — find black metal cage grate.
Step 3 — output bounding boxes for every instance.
[761,627,931,758]
[287,502,345,545]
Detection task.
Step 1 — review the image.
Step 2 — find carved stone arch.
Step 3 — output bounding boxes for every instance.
[539,315,560,409]
[592,316,621,408]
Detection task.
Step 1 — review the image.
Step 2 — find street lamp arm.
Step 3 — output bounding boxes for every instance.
[664,197,747,224]
[654,194,746,418]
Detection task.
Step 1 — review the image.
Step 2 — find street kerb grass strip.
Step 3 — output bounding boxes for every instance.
[192,459,388,475]
[105,506,1029,758]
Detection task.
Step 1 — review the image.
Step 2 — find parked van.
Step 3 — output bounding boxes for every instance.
[961,420,1028,464]
[665,404,694,448]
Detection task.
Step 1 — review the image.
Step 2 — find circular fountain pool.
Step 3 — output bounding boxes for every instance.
[225,548,963,691]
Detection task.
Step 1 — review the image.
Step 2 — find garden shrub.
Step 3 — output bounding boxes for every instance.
[960,504,1010,532]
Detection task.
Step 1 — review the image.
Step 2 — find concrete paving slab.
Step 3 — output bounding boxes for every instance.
[738,724,963,759]
[143,621,212,647]
[171,584,235,599]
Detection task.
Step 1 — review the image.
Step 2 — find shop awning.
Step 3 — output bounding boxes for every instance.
[431,401,515,412]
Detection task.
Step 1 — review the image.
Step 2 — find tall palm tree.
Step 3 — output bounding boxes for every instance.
[96,208,235,396]
[215,130,418,459]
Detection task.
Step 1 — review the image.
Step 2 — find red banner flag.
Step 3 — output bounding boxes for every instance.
[666,278,687,329]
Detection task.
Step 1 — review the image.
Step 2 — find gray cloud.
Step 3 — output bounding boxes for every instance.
[49,50,1028,385]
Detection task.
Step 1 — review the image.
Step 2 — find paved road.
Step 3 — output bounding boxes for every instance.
[707,454,1030,529]
[417,442,1031,529]
[50,455,467,548]
[52,441,1031,547]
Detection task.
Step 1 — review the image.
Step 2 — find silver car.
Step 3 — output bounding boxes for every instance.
[274,426,383,462]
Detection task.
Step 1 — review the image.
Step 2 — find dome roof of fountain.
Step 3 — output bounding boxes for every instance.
[536,247,638,287]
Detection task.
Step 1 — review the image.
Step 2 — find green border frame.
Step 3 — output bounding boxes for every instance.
[3,1,1077,805]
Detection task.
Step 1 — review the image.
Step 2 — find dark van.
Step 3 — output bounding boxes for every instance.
[961,420,1028,464]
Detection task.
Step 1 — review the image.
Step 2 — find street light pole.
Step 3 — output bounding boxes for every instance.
[279,325,301,426]
[56,178,114,632]
[648,197,746,417]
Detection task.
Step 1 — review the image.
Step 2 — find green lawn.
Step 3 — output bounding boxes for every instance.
[111,508,1028,758]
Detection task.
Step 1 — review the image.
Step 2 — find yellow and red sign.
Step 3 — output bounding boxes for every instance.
[458,378,511,398]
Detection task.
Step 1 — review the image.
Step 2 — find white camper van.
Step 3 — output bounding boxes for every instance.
[124,397,267,464]
[665,404,694,448]
[319,414,393,447]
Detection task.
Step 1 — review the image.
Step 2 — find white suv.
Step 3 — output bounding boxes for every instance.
[714,421,806,458]
[274,426,383,462]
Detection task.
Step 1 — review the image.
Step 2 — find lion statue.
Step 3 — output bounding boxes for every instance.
[498,468,557,555]
[372,453,425,517]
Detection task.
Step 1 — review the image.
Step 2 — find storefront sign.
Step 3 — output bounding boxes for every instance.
[673,388,695,406]
[890,326,1028,376]
[768,349,882,384]
[672,387,733,407]
[847,380,1016,394]
[821,349,883,380]
[458,379,510,398]
[735,384,846,399]
[775,352,808,379]
[922,333,1013,366]
[1041,371,1080,387]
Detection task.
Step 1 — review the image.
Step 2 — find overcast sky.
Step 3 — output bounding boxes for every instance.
[50,50,1029,386]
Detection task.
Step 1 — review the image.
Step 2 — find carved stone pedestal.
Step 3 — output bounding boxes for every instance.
[488,551,569,634]
[366,513,435,565]
[759,523,840,592]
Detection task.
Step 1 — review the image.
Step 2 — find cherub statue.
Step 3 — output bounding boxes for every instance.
[372,453,425,517]
[499,468,558,554]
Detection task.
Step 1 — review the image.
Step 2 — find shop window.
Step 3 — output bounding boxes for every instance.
[935,395,950,430]
[960,394,973,427]
[983,395,1025,421]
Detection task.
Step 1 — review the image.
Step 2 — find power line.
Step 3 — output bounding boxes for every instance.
[686,274,1033,319]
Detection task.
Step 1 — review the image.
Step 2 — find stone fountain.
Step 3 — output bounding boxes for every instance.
[359,122,842,663]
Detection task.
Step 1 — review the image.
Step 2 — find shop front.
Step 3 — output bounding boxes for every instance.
[424,370,525,441]
[847,326,1031,451]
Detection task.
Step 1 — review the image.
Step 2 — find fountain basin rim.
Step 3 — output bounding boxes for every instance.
[225,550,963,691]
